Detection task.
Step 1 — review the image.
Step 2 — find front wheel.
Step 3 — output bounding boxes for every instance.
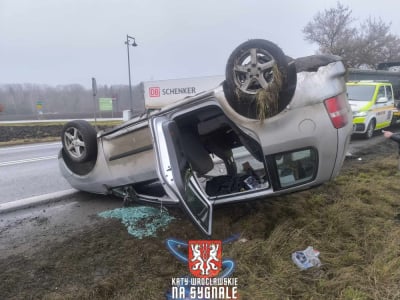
[364,119,376,139]
[61,120,97,163]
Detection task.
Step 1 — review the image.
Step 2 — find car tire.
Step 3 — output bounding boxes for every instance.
[61,120,97,163]
[364,119,376,139]
[224,39,296,120]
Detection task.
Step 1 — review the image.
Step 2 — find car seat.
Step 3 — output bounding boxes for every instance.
[180,130,214,176]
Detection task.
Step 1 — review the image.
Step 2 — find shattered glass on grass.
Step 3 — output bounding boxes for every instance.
[98,206,175,239]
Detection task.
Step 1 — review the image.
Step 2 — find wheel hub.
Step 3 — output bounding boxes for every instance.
[248,65,262,78]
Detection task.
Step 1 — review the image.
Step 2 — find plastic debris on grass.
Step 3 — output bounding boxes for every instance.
[98,206,175,239]
[292,246,321,270]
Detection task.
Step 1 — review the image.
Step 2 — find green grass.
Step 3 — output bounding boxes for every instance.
[217,155,400,300]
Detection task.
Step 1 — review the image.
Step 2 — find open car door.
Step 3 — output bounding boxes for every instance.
[151,116,213,236]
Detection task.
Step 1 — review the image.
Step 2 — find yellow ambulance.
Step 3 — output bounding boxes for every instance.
[347,81,395,138]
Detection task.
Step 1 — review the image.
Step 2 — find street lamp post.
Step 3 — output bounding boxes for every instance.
[125,35,138,116]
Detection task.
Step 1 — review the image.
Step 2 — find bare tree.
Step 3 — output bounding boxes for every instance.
[352,18,400,68]
[303,2,355,56]
[303,2,400,68]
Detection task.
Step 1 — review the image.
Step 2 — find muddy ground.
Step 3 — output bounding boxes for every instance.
[1,138,400,300]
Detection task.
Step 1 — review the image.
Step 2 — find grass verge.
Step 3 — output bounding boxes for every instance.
[0,120,123,146]
[0,120,123,127]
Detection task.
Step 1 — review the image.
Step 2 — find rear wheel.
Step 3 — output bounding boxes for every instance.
[224,39,296,120]
[62,120,97,162]
[364,119,375,139]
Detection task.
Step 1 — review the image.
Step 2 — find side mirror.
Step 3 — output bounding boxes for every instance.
[377,97,388,103]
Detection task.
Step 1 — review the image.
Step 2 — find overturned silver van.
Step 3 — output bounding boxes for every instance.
[59,39,352,235]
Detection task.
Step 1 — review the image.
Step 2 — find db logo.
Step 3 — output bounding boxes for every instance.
[188,240,222,278]
[149,87,160,97]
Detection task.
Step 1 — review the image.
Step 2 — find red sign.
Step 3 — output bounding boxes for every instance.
[188,240,222,278]
[149,87,160,97]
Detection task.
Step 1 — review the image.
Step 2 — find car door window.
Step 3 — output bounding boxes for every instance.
[376,86,386,102]
[184,171,212,233]
[386,86,393,101]
[274,148,318,188]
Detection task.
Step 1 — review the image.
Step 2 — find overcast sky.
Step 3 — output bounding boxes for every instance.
[1,0,400,87]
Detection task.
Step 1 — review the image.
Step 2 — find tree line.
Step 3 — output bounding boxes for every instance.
[0,83,145,117]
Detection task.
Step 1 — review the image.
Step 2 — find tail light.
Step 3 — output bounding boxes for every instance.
[324,93,349,129]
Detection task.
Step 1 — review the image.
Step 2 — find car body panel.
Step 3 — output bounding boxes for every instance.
[59,53,352,235]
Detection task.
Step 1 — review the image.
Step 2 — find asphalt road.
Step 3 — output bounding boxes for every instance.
[0,142,72,204]
[347,133,387,155]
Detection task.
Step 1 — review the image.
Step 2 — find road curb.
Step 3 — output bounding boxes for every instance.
[0,189,79,214]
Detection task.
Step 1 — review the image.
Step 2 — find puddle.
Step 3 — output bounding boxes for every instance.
[98,206,175,239]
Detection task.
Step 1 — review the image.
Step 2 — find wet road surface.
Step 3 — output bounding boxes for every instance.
[0,142,71,203]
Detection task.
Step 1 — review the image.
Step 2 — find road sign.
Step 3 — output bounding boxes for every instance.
[99,98,113,111]
[36,101,43,110]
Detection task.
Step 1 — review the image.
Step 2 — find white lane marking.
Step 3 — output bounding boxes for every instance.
[0,142,61,152]
[0,155,58,166]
